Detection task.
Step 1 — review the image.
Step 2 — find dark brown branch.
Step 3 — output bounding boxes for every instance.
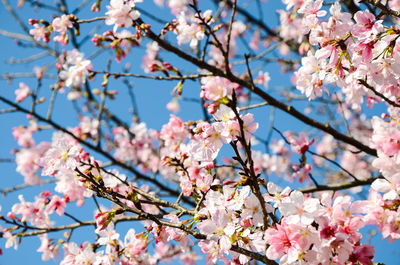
[300,177,378,193]
[138,20,377,157]
[361,0,400,18]
[358,79,400,108]
[0,96,195,206]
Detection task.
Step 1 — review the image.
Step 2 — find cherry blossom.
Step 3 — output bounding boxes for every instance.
[4,1,400,264]
[59,50,92,88]
[15,82,30,102]
[105,0,141,32]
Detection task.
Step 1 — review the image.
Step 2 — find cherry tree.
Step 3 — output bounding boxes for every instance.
[1,0,400,264]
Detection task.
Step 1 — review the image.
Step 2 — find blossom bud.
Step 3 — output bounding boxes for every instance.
[204,162,214,170]
[29,19,39,25]
[7,212,16,220]
[95,211,115,231]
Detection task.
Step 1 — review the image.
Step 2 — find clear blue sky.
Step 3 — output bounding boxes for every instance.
[0,1,399,264]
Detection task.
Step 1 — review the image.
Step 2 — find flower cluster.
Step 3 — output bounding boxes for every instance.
[5,1,400,265]
[105,0,141,32]
[59,50,92,90]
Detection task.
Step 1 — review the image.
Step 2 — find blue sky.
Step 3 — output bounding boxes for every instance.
[0,0,399,264]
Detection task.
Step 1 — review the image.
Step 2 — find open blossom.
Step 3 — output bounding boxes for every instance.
[175,11,211,49]
[96,222,120,246]
[371,179,400,201]
[188,136,221,162]
[37,234,59,261]
[198,239,228,264]
[15,82,30,102]
[295,51,329,100]
[60,241,102,265]
[241,113,259,140]
[256,71,271,88]
[52,15,72,33]
[298,0,327,33]
[196,173,213,192]
[123,229,147,258]
[389,0,400,11]
[59,50,92,88]
[46,195,67,216]
[212,105,239,143]
[265,221,307,263]
[201,77,237,101]
[370,114,400,184]
[298,0,326,18]
[105,0,140,32]
[352,10,383,40]
[160,114,188,145]
[142,41,161,73]
[54,169,92,206]
[11,195,51,228]
[213,104,235,123]
[285,131,314,154]
[16,142,50,185]
[279,190,322,225]
[264,182,291,208]
[52,14,73,45]
[29,24,48,42]
[186,104,255,163]
[241,193,272,227]
[78,116,100,139]
[197,208,236,252]
[12,124,36,148]
[40,132,82,176]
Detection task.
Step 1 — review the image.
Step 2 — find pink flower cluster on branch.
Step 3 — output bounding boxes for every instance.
[3,0,400,264]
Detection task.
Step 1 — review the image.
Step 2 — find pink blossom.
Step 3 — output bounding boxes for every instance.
[352,10,383,40]
[241,113,259,140]
[15,82,30,102]
[196,173,213,192]
[295,51,328,100]
[175,11,206,49]
[298,0,327,18]
[59,50,92,88]
[348,245,375,265]
[94,211,115,231]
[37,234,59,261]
[389,0,400,11]
[40,132,82,176]
[123,229,147,257]
[52,15,73,45]
[285,131,315,154]
[201,77,237,101]
[29,24,48,42]
[256,71,271,88]
[197,209,235,252]
[166,99,180,113]
[46,195,67,216]
[105,0,140,32]
[160,114,188,145]
[96,222,120,245]
[265,222,305,263]
[279,190,322,225]
[52,15,72,33]
[11,195,51,228]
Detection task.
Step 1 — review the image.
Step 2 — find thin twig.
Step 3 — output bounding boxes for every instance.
[0,179,56,196]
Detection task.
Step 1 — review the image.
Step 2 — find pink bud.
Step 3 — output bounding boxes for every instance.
[7,212,16,219]
[29,19,38,25]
